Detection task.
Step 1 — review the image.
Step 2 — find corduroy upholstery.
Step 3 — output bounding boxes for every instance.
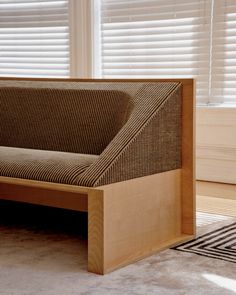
[0,80,182,187]
[0,87,131,155]
[0,147,98,184]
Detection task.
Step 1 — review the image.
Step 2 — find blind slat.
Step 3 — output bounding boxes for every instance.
[209,0,236,104]
[100,0,236,105]
[0,0,70,78]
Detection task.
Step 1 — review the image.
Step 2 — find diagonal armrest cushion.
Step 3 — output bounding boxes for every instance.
[75,82,182,187]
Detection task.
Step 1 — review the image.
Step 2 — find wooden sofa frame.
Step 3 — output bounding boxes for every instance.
[0,78,195,274]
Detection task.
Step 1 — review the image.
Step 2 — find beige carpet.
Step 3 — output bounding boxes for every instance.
[0,201,235,295]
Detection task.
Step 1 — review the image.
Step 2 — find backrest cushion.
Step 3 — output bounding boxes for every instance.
[0,87,131,155]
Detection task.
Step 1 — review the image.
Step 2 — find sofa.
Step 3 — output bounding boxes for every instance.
[0,78,195,274]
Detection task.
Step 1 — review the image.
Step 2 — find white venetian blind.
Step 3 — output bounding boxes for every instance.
[211,0,236,104]
[0,0,70,78]
[101,0,211,104]
[100,0,236,105]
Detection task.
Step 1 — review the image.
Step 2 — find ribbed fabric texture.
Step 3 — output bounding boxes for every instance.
[75,83,182,186]
[84,86,182,186]
[0,87,131,155]
[0,147,98,184]
[0,80,182,187]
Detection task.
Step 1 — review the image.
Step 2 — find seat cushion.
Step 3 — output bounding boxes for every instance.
[0,147,99,185]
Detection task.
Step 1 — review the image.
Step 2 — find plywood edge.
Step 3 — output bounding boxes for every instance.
[88,189,105,274]
[0,77,194,85]
[181,79,196,236]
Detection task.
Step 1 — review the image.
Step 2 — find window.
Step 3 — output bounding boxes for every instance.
[1,0,235,105]
[0,0,70,78]
[99,0,236,105]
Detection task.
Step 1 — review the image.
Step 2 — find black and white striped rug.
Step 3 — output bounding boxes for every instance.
[173,222,236,263]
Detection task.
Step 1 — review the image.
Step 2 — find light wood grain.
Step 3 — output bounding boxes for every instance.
[0,77,195,84]
[0,176,90,194]
[88,170,193,274]
[181,79,196,235]
[88,189,104,274]
[0,176,89,212]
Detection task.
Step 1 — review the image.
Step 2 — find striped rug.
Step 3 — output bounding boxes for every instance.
[173,222,236,263]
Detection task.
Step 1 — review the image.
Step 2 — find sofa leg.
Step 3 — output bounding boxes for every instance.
[88,170,194,275]
[88,189,105,274]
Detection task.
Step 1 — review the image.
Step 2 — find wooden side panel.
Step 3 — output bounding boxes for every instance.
[181,80,196,235]
[88,170,193,274]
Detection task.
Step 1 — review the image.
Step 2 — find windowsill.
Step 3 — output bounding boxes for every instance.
[197,104,236,109]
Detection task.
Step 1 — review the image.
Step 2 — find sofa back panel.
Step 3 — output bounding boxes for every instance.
[0,87,131,155]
